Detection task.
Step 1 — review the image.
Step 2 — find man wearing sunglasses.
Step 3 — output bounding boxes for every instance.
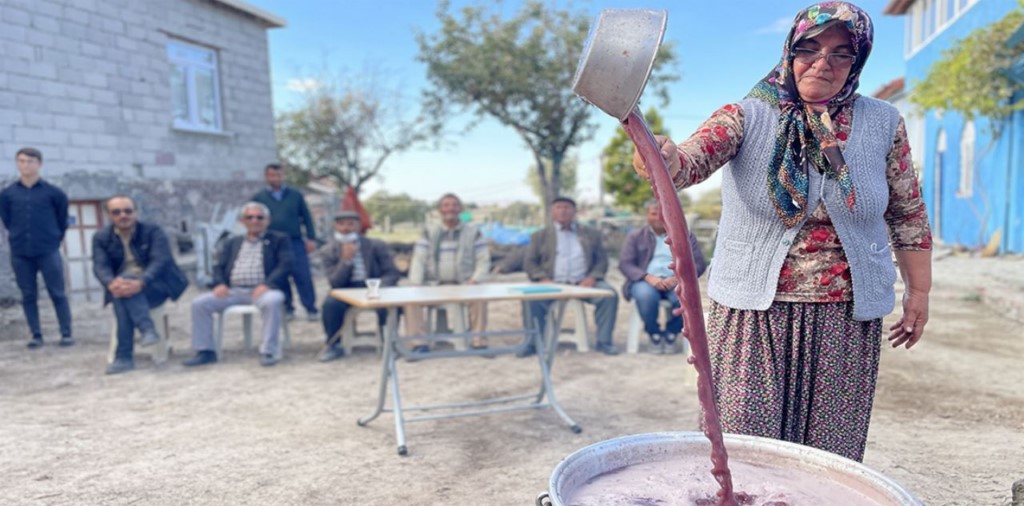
[92,195,189,374]
[0,147,73,349]
[182,202,293,367]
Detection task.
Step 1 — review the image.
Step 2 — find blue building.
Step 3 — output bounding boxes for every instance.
[885,0,1024,254]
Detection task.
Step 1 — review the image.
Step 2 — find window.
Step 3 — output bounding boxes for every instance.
[167,40,222,132]
[958,121,975,197]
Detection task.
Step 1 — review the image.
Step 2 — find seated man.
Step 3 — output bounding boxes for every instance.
[404,193,491,352]
[619,199,707,354]
[92,195,189,375]
[317,210,400,362]
[182,202,292,368]
[524,196,619,356]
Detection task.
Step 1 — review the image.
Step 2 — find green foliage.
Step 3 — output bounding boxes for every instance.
[910,5,1024,129]
[601,107,674,213]
[526,156,577,200]
[417,0,678,215]
[690,186,722,222]
[489,201,539,224]
[275,76,432,195]
[363,191,431,225]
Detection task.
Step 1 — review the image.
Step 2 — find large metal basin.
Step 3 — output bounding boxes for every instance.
[539,432,922,505]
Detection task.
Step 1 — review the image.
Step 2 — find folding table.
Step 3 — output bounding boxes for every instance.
[330,282,615,456]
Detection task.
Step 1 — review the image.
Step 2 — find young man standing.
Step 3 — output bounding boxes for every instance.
[0,148,73,348]
[252,163,318,321]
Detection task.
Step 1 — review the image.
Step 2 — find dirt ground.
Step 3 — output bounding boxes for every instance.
[1,253,1022,506]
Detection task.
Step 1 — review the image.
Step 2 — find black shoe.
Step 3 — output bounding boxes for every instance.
[515,345,537,358]
[306,311,319,322]
[284,311,296,322]
[318,344,345,363]
[59,336,75,347]
[596,343,621,356]
[26,336,43,349]
[259,354,279,367]
[106,358,135,375]
[139,329,161,347]
[411,344,430,354]
[182,351,218,367]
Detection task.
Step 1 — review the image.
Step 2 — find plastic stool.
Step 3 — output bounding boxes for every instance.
[554,299,590,352]
[340,308,383,356]
[214,304,290,359]
[107,303,172,365]
[626,299,676,354]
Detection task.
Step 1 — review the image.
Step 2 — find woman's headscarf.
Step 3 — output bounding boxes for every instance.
[746,2,874,228]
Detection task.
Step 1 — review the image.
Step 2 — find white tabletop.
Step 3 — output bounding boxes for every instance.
[331,282,614,309]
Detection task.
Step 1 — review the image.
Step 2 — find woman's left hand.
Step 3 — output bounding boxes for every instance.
[887,289,929,349]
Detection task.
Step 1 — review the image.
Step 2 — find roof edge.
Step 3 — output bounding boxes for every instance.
[883,0,914,15]
[210,0,286,28]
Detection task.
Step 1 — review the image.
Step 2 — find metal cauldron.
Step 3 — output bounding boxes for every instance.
[537,432,922,505]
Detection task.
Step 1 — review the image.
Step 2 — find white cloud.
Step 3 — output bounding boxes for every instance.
[755,17,793,35]
[285,78,323,93]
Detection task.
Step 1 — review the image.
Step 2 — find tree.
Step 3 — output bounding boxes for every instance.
[526,155,577,201]
[363,191,431,226]
[601,107,672,213]
[910,3,1024,132]
[275,74,433,195]
[417,0,678,219]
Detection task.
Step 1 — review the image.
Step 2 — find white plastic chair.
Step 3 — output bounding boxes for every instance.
[340,308,384,356]
[213,304,290,359]
[425,304,469,351]
[626,299,676,354]
[553,299,590,352]
[107,303,172,365]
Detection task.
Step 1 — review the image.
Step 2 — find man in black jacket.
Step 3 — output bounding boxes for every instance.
[93,195,189,374]
[182,202,293,368]
[316,210,400,362]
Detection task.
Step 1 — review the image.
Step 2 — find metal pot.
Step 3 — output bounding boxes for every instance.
[537,432,922,505]
[571,9,667,121]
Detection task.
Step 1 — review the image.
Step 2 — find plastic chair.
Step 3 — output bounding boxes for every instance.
[340,308,384,356]
[553,299,590,352]
[425,304,469,351]
[626,299,676,354]
[107,303,172,365]
[213,304,290,359]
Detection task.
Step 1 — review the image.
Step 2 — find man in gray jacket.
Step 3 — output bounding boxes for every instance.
[404,193,491,351]
[523,197,619,356]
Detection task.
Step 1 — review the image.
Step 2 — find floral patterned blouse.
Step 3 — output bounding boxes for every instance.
[672,101,933,303]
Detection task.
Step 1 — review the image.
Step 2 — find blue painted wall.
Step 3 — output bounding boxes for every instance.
[906,0,1022,253]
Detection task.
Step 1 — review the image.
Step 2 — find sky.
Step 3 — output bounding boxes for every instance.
[249,0,907,205]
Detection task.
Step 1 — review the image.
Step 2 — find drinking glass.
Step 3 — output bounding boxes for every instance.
[366,278,382,299]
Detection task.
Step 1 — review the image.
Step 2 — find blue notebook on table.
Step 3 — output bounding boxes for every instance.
[511,286,563,294]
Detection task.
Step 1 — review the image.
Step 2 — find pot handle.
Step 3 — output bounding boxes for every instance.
[535,492,552,506]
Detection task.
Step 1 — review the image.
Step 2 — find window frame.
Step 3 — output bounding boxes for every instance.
[167,39,224,133]
[957,121,975,198]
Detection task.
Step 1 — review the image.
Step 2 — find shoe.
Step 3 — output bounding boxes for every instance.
[182,351,218,367]
[318,344,345,363]
[139,329,161,348]
[259,354,279,367]
[411,345,430,354]
[596,343,621,356]
[648,333,663,355]
[58,336,75,347]
[663,333,679,355]
[284,311,296,322]
[306,312,319,322]
[106,358,135,375]
[26,336,43,349]
[470,338,489,350]
[515,345,537,358]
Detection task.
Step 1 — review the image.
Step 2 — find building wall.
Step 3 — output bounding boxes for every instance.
[906,0,1021,252]
[0,0,280,300]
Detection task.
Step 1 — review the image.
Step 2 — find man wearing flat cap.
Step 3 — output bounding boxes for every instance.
[317,210,400,362]
[523,196,619,356]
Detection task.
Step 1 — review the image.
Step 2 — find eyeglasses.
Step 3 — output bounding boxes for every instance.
[243,215,265,221]
[792,48,856,68]
[110,208,134,216]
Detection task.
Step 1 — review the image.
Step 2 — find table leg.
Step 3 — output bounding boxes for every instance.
[358,307,399,428]
[526,301,581,433]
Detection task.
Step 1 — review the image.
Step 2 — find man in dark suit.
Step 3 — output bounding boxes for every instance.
[524,196,619,356]
[316,210,400,362]
[93,195,189,374]
[182,202,293,368]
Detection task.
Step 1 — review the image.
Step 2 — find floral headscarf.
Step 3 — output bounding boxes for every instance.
[746,2,874,228]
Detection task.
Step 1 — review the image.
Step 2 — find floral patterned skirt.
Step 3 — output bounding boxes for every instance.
[706,299,882,462]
